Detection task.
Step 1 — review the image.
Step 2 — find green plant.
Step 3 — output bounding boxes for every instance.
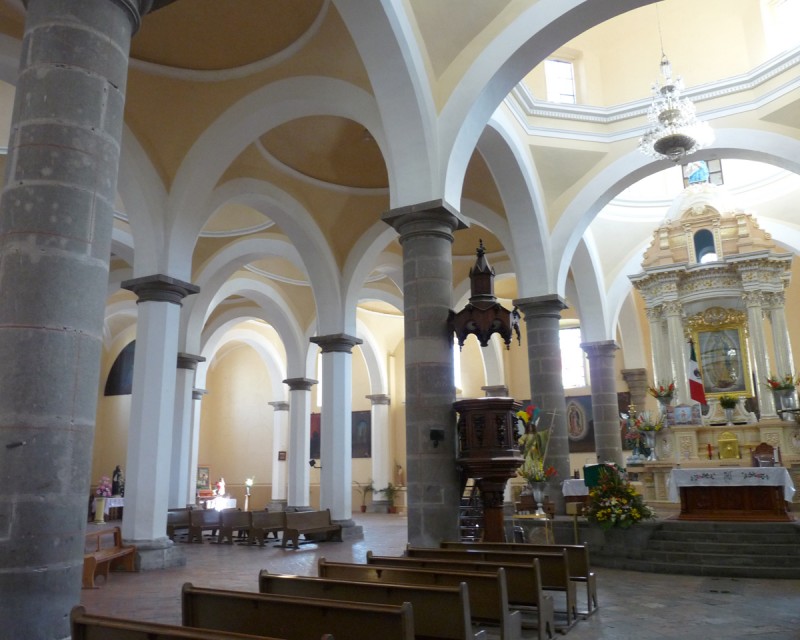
[718,394,738,409]
[585,465,654,530]
[379,483,400,505]
[355,480,375,506]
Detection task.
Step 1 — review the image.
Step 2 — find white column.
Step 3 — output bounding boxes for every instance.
[283,377,316,509]
[646,306,671,385]
[663,301,691,405]
[310,334,363,523]
[744,291,777,419]
[269,400,290,507]
[366,394,392,497]
[121,275,199,547]
[169,353,205,509]
[188,387,207,505]
[766,292,794,378]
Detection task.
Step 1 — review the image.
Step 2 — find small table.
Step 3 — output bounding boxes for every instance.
[668,467,795,521]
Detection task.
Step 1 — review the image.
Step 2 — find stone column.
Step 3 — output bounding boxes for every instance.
[743,291,777,419]
[283,377,316,510]
[121,275,198,567]
[645,306,671,385]
[663,301,691,405]
[0,2,159,636]
[582,340,623,467]
[170,353,205,509]
[512,295,570,514]
[268,400,290,511]
[765,292,794,379]
[383,200,467,546]
[622,368,649,416]
[188,387,207,505]
[366,394,392,508]
[309,334,363,528]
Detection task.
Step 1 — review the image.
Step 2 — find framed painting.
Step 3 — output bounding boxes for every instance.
[689,308,752,398]
[352,410,372,458]
[196,466,210,490]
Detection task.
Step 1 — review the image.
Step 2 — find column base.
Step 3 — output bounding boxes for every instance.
[285,505,314,512]
[333,519,364,541]
[129,537,186,571]
[369,499,391,513]
[267,499,287,512]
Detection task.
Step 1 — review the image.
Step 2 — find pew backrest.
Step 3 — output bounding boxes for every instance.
[258,571,483,640]
[282,509,342,548]
[317,559,520,640]
[182,582,413,640]
[249,511,285,545]
[218,510,252,544]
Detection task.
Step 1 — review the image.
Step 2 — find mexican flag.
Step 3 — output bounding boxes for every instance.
[688,340,706,404]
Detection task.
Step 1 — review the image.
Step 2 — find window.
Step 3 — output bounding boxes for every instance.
[560,327,588,388]
[453,339,462,392]
[694,229,718,264]
[544,59,576,104]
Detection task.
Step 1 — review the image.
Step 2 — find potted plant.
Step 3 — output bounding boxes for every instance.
[355,480,374,513]
[719,394,738,425]
[379,483,400,514]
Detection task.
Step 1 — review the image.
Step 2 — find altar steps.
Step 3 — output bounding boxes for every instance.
[580,520,800,579]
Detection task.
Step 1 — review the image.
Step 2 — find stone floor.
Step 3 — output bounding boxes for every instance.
[80,512,800,640]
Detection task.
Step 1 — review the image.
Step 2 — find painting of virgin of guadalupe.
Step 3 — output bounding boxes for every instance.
[697,328,749,395]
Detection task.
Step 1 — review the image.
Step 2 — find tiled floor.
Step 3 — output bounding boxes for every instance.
[80,512,800,640]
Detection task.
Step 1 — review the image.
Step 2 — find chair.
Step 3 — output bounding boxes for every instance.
[751,442,775,467]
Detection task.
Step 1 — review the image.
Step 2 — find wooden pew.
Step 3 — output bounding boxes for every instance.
[82,527,137,589]
[281,509,342,548]
[218,509,252,544]
[188,508,223,543]
[182,582,414,640]
[368,550,569,633]
[249,511,285,546]
[70,606,292,640]
[440,541,597,616]
[318,559,522,640]
[258,570,485,640]
[167,508,192,541]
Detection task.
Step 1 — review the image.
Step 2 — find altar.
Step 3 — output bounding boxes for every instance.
[668,467,795,521]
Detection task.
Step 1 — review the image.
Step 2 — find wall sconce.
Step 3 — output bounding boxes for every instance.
[429,428,445,448]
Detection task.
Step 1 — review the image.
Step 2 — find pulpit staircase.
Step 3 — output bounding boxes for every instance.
[458,478,483,542]
[584,520,800,579]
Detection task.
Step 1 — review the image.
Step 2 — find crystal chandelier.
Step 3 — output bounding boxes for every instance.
[639,53,714,163]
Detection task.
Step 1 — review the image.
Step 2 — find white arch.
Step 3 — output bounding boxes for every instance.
[355,318,387,396]
[570,238,610,342]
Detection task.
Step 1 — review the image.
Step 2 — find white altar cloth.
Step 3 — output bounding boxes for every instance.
[561,479,589,497]
[668,467,795,503]
[91,496,124,515]
[206,497,236,511]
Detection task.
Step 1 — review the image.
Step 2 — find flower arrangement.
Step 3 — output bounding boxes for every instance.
[647,381,675,399]
[585,465,655,530]
[95,476,112,497]
[718,394,738,409]
[633,410,663,432]
[516,404,557,483]
[765,374,799,391]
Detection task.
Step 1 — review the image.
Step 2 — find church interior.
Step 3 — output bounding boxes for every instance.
[2,0,800,638]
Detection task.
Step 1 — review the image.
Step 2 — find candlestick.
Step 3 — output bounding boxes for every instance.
[707,443,712,460]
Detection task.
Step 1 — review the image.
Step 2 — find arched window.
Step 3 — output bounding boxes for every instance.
[693,229,717,263]
[560,326,588,388]
[104,341,135,396]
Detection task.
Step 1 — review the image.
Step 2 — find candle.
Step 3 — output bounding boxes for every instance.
[707,443,712,459]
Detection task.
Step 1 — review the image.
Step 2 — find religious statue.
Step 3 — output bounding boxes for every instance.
[111,465,124,496]
[215,477,226,496]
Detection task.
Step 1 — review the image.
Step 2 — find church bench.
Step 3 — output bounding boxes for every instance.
[167,508,192,541]
[188,508,224,543]
[281,509,342,548]
[70,606,291,640]
[249,510,285,546]
[439,541,597,616]
[82,527,137,589]
[318,559,522,640]
[218,509,252,544]
[182,582,414,640]
[369,550,565,635]
[258,570,485,640]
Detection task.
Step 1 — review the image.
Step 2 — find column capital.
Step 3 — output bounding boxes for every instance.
[310,333,363,353]
[512,294,567,319]
[269,400,290,412]
[382,199,468,242]
[366,393,391,405]
[283,377,318,391]
[662,300,683,316]
[191,388,207,400]
[580,340,619,358]
[742,290,765,307]
[177,352,206,370]
[481,385,509,397]
[122,274,200,305]
[621,368,648,384]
